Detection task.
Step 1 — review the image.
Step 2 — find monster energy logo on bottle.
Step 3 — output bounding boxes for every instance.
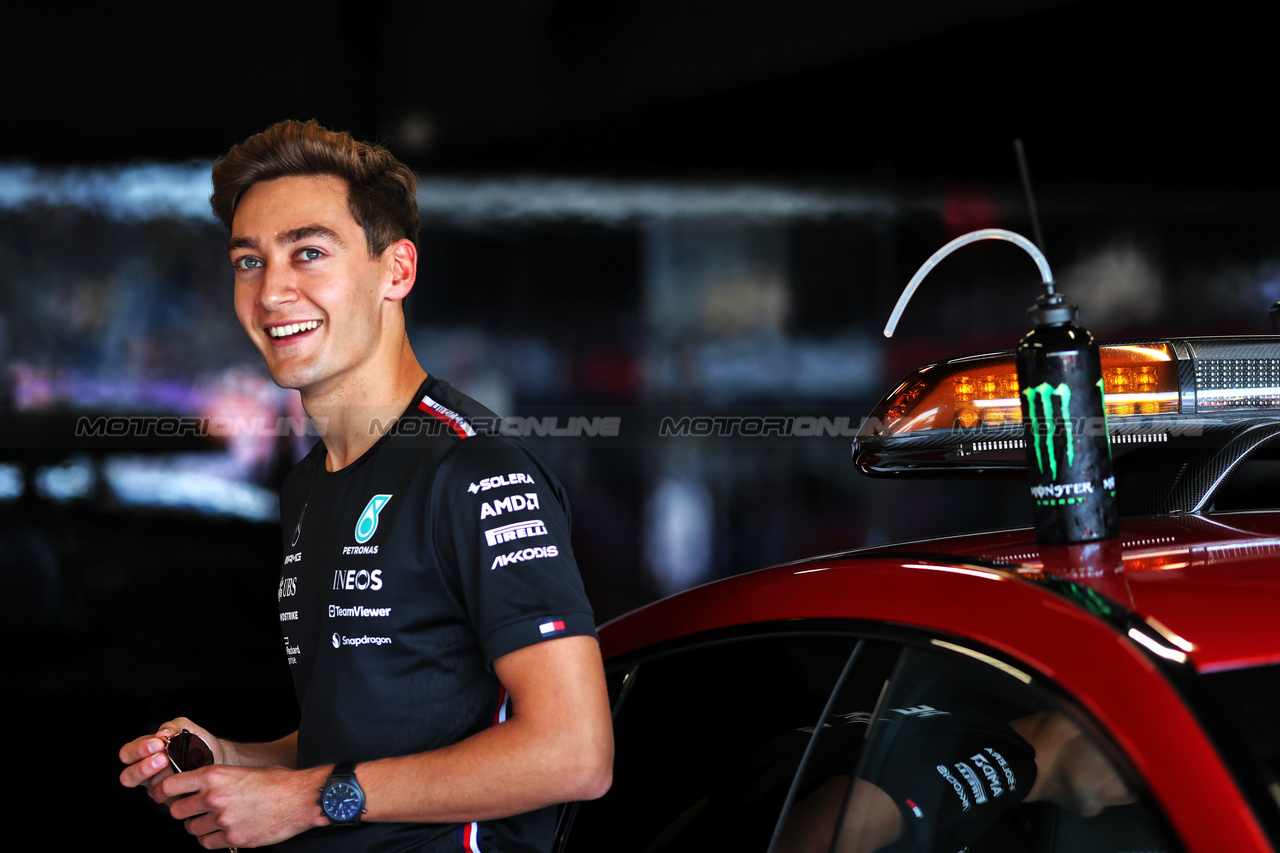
[1023,379,1108,480]
[1023,382,1073,479]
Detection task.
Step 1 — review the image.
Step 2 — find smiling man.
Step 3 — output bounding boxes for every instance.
[118,120,613,852]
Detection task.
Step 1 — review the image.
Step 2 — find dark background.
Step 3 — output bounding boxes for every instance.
[9,0,1280,187]
[6,1,1280,847]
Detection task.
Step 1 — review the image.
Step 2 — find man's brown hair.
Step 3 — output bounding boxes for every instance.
[210,119,419,256]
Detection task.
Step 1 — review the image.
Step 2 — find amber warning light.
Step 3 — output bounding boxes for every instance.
[876,343,1178,435]
[854,337,1280,477]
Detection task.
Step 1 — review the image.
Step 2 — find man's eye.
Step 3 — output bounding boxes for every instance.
[233,256,262,271]
[299,248,324,261]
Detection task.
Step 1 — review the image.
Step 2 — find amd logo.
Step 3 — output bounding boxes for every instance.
[479,492,540,520]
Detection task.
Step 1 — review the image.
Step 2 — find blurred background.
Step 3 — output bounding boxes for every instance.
[6,0,1280,845]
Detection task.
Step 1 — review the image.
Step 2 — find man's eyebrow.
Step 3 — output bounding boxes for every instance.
[227,226,346,254]
[281,225,346,247]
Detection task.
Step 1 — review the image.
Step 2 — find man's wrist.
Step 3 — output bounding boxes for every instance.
[305,766,336,829]
[218,738,240,767]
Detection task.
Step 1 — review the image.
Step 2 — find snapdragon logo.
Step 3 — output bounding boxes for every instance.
[355,494,392,543]
[332,632,392,648]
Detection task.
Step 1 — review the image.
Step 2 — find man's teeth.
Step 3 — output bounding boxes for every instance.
[268,321,321,338]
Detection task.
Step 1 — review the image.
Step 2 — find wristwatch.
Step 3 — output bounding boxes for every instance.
[317,762,366,825]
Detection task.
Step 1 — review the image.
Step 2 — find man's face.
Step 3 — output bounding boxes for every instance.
[230,174,395,396]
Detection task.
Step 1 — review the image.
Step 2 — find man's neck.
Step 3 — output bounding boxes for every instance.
[303,353,428,472]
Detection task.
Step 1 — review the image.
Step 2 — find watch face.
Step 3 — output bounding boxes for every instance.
[322,781,363,822]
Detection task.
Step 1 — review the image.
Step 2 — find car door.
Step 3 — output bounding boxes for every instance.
[558,628,1180,853]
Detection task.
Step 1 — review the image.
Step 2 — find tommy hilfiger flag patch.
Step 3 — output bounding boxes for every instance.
[538,620,566,636]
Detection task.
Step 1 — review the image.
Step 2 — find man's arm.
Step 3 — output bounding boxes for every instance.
[153,634,613,849]
[357,634,613,820]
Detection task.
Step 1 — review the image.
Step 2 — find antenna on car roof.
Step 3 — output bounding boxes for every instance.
[1013,138,1046,259]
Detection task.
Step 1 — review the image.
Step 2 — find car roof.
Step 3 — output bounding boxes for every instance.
[600,510,1280,675]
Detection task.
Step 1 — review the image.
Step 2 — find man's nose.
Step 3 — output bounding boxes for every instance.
[259,264,296,309]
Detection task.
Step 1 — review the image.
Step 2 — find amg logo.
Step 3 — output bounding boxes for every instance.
[283,552,302,565]
[479,492,540,520]
[332,568,383,591]
[484,519,549,547]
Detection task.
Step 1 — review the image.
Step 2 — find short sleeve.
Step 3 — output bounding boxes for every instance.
[862,707,1037,853]
[430,436,597,663]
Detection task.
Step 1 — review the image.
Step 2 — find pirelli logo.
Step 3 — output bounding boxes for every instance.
[484,519,549,548]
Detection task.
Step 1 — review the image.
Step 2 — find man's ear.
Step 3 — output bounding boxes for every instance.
[384,238,418,302]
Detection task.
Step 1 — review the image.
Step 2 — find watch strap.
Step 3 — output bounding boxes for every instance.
[329,761,357,781]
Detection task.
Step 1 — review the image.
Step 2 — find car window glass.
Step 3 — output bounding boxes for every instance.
[560,634,861,853]
[1199,662,1280,836]
[773,642,1178,853]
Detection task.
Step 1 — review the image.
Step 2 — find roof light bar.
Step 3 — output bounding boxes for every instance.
[854,337,1280,477]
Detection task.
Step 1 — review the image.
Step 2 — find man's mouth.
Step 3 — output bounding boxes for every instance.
[267,321,321,340]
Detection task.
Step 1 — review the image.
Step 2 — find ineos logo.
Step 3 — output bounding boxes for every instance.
[332,569,384,591]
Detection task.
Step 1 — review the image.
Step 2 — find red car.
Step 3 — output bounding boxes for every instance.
[557,336,1280,853]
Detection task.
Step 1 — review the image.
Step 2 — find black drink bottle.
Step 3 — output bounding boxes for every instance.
[1016,291,1118,544]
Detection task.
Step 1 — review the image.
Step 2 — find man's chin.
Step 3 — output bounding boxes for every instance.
[263,368,312,393]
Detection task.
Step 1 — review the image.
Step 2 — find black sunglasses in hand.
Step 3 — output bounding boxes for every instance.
[162,729,214,773]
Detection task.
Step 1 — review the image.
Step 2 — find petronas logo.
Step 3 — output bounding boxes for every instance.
[354,494,393,544]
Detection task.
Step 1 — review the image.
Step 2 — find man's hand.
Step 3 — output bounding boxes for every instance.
[160,763,328,850]
[118,717,226,806]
